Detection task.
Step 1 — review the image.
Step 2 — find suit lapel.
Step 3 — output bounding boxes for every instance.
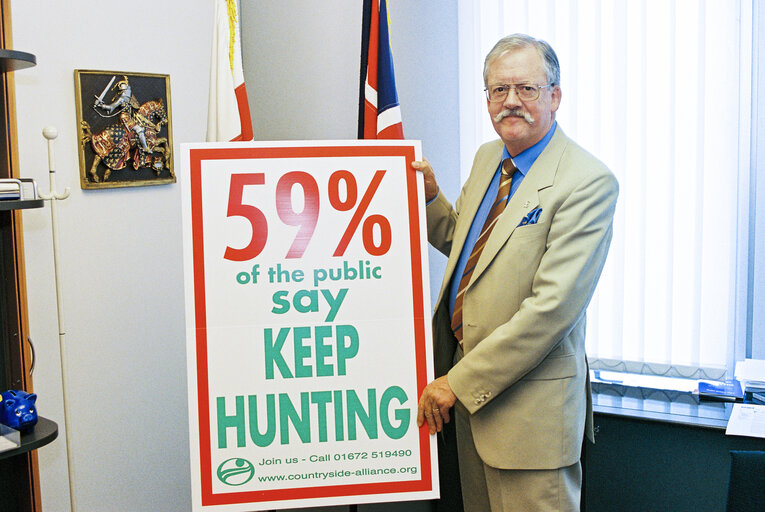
[469,127,569,287]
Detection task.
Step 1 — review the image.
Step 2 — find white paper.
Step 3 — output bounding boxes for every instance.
[0,436,18,452]
[734,359,765,386]
[725,403,765,438]
[591,370,698,392]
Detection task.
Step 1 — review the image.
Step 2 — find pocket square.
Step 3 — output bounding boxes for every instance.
[518,207,542,226]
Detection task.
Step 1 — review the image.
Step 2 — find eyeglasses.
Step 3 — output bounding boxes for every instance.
[484,83,553,102]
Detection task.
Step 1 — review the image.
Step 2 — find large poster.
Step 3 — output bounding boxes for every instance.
[181,140,437,511]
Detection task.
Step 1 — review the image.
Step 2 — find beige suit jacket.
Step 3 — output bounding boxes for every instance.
[427,126,618,470]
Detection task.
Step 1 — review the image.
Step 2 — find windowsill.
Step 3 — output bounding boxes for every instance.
[590,370,735,429]
[592,383,733,430]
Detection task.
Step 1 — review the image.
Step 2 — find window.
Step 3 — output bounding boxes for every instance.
[459,0,755,378]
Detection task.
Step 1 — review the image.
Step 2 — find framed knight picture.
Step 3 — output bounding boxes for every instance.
[74,70,175,189]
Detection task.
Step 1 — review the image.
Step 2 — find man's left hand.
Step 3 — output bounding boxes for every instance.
[417,375,457,434]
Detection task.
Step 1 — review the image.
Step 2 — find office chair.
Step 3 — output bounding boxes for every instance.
[726,450,765,512]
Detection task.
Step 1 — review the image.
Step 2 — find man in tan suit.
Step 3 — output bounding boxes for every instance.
[413,34,618,512]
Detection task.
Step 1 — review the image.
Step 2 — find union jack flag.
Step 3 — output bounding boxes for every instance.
[358,0,404,139]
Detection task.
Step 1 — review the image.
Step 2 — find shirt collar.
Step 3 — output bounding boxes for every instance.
[500,121,557,176]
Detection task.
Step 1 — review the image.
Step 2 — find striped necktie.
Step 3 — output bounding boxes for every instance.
[451,158,516,344]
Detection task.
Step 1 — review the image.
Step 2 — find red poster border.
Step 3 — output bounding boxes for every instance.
[188,144,431,507]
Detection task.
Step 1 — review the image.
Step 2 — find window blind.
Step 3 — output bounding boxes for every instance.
[458,0,753,377]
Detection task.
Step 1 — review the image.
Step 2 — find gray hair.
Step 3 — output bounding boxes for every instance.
[483,34,560,87]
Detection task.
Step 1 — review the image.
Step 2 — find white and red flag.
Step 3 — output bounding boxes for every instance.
[207,0,253,142]
[359,0,404,139]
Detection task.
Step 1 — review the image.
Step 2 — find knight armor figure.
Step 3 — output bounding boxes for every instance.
[93,76,150,152]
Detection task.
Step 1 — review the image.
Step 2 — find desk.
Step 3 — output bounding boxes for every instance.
[584,388,765,512]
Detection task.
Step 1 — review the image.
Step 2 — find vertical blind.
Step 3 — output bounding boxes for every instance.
[458,0,753,377]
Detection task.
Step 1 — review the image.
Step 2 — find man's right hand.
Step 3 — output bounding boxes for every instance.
[411,158,439,202]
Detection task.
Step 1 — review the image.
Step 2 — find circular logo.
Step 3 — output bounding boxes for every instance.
[216,457,255,486]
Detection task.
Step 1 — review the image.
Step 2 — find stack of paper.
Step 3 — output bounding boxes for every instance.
[735,359,765,393]
[591,369,698,392]
[0,180,21,200]
[0,423,20,453]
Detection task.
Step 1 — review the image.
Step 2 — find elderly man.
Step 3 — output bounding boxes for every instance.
[413,34,618,512]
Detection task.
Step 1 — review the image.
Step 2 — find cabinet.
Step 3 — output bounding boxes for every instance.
[0,45,36,393]
[0,42,46,511]
[582,387,765,511]
[583,409,765,512]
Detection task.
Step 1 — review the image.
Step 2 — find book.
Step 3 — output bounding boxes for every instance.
[0,180,21,200]
[697,379,744,401]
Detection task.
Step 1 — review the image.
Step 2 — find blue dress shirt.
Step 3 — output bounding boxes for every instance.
[447,122,557,318]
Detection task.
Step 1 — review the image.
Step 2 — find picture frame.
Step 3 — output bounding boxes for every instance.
[74,69,175,189]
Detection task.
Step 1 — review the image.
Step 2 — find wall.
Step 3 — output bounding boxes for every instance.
[11,1,210,510]
[10,1,460,511]
[386,0,462,306]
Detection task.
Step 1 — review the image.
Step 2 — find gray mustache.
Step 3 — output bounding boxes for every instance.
[494,108,535,124]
